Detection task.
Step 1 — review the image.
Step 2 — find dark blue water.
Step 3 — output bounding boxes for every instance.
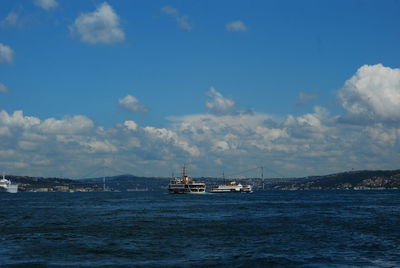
[1,191,399,267]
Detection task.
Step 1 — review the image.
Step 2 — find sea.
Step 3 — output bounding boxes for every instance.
[0,190,399,267]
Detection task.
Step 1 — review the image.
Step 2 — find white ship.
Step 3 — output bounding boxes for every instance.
[0,174,18,193]
[208,181,252,193]
[168,166,206,194]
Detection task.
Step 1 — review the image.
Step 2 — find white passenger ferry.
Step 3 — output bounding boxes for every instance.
[208,181,252,193]
[168,167,206,194]
[0,174,18,193]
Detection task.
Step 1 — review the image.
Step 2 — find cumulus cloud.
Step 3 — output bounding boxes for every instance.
[161,5,192,31]
[39,115,94,135]
[0,111,106,177]
[0,109,201,177]
[284,107,330,139]
[205,87,236,115]
[144,109,400,176]
[365,124,399,145]
[338,64,400,123]
[172,113,289,154]
[118,95,149,113]
[0,83,9,94]
[0,110,40,129]
[0,43,14,64]
[226,20,247,32]
[69,2,125,44]
[144,126,200,157]
[123,120,138,131]
[34,0,58,10]
[82,139,117,153]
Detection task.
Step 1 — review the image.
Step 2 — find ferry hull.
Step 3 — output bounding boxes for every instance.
[0,184,18,193]
[168,186,206,194]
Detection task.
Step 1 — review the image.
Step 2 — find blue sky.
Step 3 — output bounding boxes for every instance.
[1,0,400,178]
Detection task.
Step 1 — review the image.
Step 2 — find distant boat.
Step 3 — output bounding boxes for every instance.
[0,174,18,193]
[168,166,206,194]
[127,187,148,192]
[208,181,252,193]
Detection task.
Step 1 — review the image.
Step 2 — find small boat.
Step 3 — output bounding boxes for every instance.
[168,166,206,194]
[0,174,18,193]
[208,180,252,193]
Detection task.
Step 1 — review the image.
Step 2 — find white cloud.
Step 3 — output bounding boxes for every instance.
[18,140,39,151]
[161,5,192,31]
[0,83,9,93]
[212,140,230,152]
[284,107,330,139]
[339,64,400,123]
[173,113,291,155]
[0,110,40,129]
[0,12,19,28]
[143,126,200,157]
[123,120,138,131]
[34,0,58,10]
[226,20,247,32]
[172,113,273,134]
[161,6,178,16]
[0,43,14,64]
[255,126,288,141]
[205,87,236,115]
[39,115,94,135]
[365,124,399,145]
[69,2,125,44]
[0,126,11,137]
[82,139,118,153]
[118,95,149,113]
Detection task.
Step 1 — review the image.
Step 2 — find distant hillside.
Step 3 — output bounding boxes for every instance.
[80,174,169,191]
[6,175,100,192]
[267,170,400,190]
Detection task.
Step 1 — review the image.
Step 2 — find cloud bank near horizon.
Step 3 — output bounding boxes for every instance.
[1,64,400,178]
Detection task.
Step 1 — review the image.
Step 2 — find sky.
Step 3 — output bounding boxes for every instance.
[1,0,400,179]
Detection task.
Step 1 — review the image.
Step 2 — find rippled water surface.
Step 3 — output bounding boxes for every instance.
[1,191,400,267]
